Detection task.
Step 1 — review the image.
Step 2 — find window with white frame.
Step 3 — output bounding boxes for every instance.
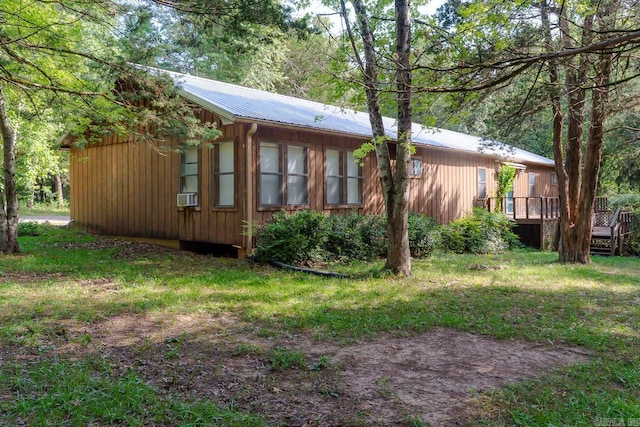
[286,145,309,205]
[529,172,537,197]
[551,172,558,185]
[212,141,235,207]
[326,149,363,205]
[477,167,487,198]
[180,146,199,194]
[410,157,422,177]
[259,142,308,207]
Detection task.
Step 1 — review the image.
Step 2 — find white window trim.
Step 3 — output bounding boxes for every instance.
[325,149,363,206]
[212,141,235,208]
[258,142,309,208]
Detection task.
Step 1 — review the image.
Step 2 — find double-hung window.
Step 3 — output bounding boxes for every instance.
[410,157,422,178]
[212,141,235,207]
[326,149,363,205]
[529,172,537,197]
[286,145,309,205]
[180,146,199,194]
[259,142,308,207]
[477,167,487,199]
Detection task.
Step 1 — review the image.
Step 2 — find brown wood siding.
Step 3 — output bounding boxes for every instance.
[70,137,182,240]
[177,119,245,247]
[511,166,557,199]
[250,126,384,226]
[70,109,555,249]
[413,150,498,223]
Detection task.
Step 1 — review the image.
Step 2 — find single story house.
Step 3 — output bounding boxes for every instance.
[68,67,559,254]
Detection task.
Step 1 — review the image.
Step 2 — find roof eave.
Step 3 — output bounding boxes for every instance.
[178,87,554,168]
[177,89,236,125]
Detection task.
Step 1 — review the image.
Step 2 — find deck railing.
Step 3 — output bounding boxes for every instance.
[480,196,611,222]
[483,197,561,220]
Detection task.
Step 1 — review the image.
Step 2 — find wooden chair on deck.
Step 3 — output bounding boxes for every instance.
[590,207,625,256]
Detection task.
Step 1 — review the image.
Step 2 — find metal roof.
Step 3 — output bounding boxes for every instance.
[151,67,554,167]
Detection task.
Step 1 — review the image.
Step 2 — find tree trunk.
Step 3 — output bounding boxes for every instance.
[384,0,412,275]
[0,86,20,254]
[348,0,412,275]
[27,192,35,210]
[55,174,65,209]
[552,3,613,264]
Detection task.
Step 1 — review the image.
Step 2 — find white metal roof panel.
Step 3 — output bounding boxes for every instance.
[154,68,554,167]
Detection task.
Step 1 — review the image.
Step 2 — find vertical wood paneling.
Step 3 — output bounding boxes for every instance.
[200,144,210,242]
[113,139,127,236]
[146,142,154,237]
[127,143,135,234]
[70,110,555,248]
[152,141,162,237]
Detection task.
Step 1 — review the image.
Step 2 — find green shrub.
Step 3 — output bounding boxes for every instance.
[408,213,440,258]
[324,213,387,261]
[253,210,328,264]
[441,209,519,254]
[358,214,388,257]
[253,210,442,265]
[18,221,41,236]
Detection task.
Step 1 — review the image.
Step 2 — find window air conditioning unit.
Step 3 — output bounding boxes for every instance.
[177,193,198,207]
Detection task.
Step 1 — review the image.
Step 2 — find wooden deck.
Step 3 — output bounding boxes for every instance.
[484,197,561,224]
[482,197,632,255]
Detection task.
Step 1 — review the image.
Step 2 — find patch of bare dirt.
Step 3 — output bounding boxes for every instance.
[3,311,589,427]
[0,271,66,284]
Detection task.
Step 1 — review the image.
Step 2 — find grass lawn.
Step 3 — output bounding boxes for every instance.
[20,204,70,217]
[0,225,639,426]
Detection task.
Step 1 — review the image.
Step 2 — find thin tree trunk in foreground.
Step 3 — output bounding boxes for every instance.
[55,174,65,209]
[347,0,412,275]
[0,85,20,254]
[385,0,412,275]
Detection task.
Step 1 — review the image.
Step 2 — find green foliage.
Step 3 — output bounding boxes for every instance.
[600,114,640,194]
[268,347,307,371]
[408,213,441,258]
[324,213,387,261]
[609,194,640,211]
[17,222,41,237]
[495,165,516,211]
[253,210,440,265]
[253,210,328,264]
[441,208,519,254]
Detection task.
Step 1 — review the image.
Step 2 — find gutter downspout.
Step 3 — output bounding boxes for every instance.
[244,123,258,255]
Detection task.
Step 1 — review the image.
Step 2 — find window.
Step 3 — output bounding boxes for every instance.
[551,172,558,185]
[529,172,537,197]
[326,149,363,205]
[410,158,422,177]
[259,142,308,207]
[286,145,309,205]
[505,189,514,215]
[212,141,235,207]
[477,167,487,199]
[180,146,199,194]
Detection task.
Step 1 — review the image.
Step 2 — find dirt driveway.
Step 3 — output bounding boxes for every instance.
[19,215,71,226]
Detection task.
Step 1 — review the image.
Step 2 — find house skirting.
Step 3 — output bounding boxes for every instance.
[514,218,559,250]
